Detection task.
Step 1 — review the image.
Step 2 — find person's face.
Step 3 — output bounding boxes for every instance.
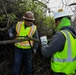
[55,19,60,28]
[24,19,33,26]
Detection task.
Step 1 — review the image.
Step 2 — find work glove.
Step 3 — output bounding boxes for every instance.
[33,48,37,54]
[9,33,14,39]
[40,36,48,45]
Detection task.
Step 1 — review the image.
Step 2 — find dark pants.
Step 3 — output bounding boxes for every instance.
[13,47,33,75]
[53,72,67,75]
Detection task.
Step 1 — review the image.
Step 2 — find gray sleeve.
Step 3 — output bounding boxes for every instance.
[8,25,16,35]
[41,32,65,58]
[33,29,39,49]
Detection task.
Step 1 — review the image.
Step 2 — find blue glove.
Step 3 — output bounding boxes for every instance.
[9,33,14,39]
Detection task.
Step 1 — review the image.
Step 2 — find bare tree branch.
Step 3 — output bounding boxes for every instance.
[0,37,40,44]
[0,17,10,31]
[0,1,11,31]
[2,1,8,17]
[69,3,76,6]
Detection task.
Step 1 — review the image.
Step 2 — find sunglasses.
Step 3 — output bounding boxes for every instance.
[25,19,33,22]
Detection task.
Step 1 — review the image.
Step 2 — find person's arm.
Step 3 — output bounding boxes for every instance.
[33,29,39,49]
[41,32,66,58]
[8,25,16,34]
[8,25,16,39]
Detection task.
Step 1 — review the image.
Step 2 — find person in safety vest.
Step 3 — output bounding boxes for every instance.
[40,9,76,75]
[8,11,39,75]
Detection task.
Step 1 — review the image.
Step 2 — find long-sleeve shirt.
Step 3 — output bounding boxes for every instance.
[8,22,39,50]
[41,26,76,58]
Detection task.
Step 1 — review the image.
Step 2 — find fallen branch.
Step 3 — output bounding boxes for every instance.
[0,37,40,44]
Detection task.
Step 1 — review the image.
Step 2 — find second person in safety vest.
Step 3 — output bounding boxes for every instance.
[40,9,76,75]
[8,11,39,75]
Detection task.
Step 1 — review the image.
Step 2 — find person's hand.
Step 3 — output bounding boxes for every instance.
[33,48,37,54]
[9,33,14,39]
[40,36,48,45]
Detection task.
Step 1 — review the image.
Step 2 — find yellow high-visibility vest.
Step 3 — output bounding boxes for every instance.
[51,30,76,74]
[15,21,36,49]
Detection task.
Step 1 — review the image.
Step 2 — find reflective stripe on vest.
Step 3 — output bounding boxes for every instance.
[53,30,76,62]
[29,24,35,37]
[15,21,36,49]
[16,22,22,35]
